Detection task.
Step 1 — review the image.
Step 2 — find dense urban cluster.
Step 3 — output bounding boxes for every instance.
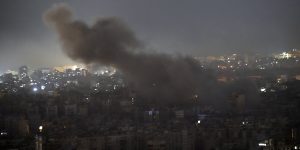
[1,50,300,150]
[197,49,300,71]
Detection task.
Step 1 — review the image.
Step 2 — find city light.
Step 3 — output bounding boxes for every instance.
[0,132,7,136]
[33,87,38,92]
[197,120,201,124]
[260,87,266,92]
[258,143,267,147]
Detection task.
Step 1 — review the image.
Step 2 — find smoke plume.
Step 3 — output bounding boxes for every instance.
[44,4,216,103]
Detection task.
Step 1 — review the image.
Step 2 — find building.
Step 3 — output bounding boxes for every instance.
[19,66,28,78]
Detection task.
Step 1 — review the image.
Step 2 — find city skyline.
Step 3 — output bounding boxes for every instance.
[1,1,300,149]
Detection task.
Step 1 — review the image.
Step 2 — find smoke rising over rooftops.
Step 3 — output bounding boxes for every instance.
[44,3,216,102]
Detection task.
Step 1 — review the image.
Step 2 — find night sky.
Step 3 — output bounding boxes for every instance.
[1,0,300,72]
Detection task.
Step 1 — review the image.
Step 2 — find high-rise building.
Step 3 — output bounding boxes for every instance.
[81,69,88,77]
[19,66,30,83]
[19,66,28,79]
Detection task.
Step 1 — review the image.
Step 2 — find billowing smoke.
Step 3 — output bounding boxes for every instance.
[44,4,216,103]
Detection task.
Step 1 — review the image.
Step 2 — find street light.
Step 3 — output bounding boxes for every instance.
[38,126,43,132]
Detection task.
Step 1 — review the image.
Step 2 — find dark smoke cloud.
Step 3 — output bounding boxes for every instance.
[44,4,217,103]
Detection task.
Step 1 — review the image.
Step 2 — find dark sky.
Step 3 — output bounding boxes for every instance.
[1,0,300,72]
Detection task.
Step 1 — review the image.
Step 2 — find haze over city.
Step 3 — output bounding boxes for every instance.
[1,0,300,72]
